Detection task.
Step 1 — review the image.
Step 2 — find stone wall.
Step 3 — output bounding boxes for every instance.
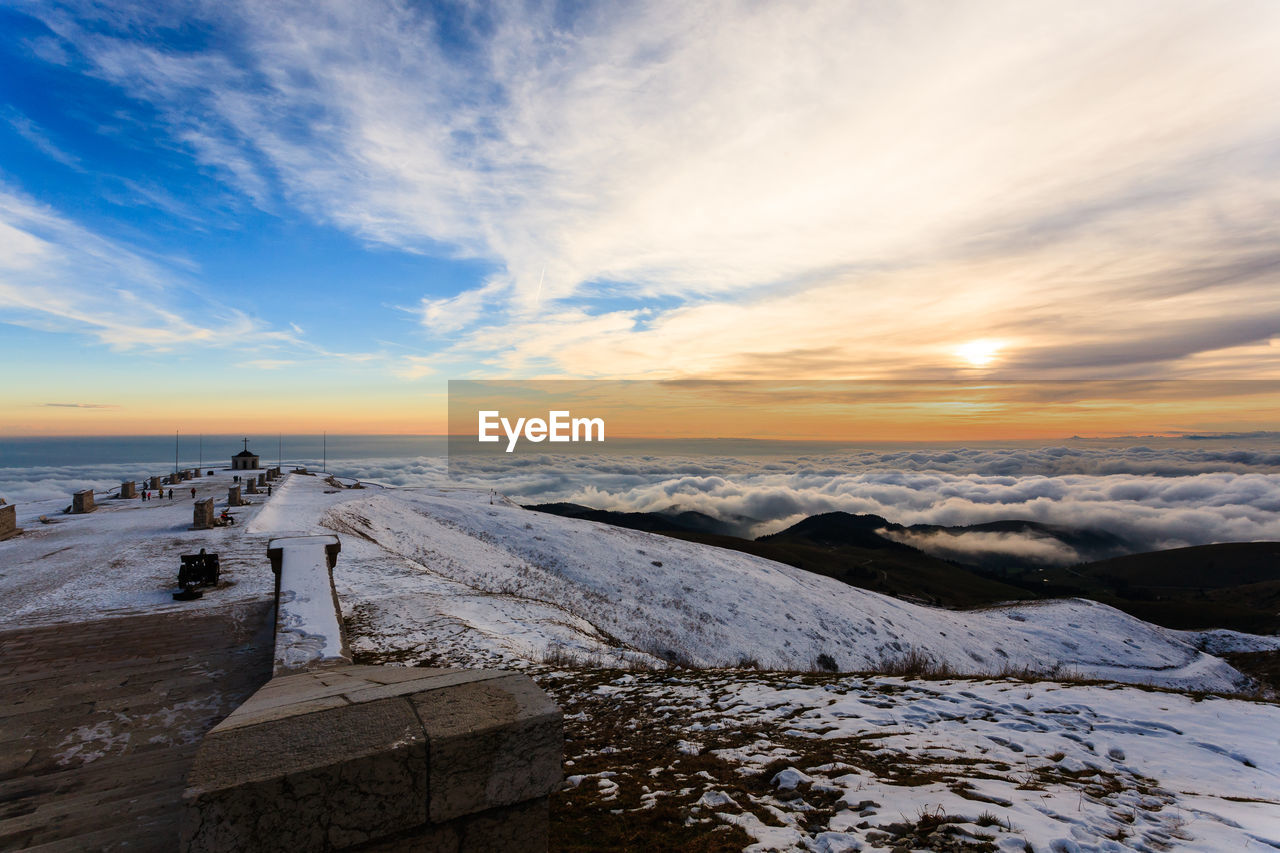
[181,535,563,852]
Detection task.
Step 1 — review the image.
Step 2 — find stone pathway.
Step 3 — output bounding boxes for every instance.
[0,601,273,851]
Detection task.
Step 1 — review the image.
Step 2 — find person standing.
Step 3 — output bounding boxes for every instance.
[168,488,173,499]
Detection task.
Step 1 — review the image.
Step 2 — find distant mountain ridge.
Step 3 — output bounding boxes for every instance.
[526,502,753,537]
[524,502,1280,634]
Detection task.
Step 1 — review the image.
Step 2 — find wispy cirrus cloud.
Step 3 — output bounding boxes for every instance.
[41,402,118,408]
[3,107,81,169]
[0,186,286,351]
[24,0,1280,378]
[0,186,375,365]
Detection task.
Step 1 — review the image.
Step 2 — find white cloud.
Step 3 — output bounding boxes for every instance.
[881,529,1083,567]
[0,187,274,350]
[441,443,1280,554]
[234,359,296,370]
[26,0,1280,376]
[5,443,1279,560]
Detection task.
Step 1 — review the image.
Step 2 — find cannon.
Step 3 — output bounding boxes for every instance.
[173,549,220,600]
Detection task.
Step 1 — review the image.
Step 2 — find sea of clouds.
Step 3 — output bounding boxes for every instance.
[4,443,1279,564]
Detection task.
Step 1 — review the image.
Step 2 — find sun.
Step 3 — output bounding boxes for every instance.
[955,339,1003,368]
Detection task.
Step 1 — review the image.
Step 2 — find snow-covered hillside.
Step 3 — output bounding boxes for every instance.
[313,483,1276,693]
[3,473,1274,693]
[5,472,1278,850]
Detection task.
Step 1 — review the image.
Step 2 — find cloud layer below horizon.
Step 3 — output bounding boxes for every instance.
[8,442,1279,566]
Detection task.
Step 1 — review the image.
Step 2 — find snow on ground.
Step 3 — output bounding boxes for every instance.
[5,472,1279,850]
[533,667,1280,853]
[0,470,283,625]
[319,484,1269,693]
[6,473,1272,695]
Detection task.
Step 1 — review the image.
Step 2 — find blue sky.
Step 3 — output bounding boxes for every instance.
[2,0,1279,434]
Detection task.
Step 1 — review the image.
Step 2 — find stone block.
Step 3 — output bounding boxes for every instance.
[357,797,549,853]
[228,485,243,507]
[192,498,215,530]
[180,666,562,853]
[71,489,95,513]
[181,698,429,852]
[412,673,563,824]
[0,503,21,541]
[246,480,259,494]
[149,475,163,491]
[258,473,267,486]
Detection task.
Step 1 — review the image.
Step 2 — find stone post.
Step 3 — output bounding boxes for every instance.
[149,475,163,491]
[257,473,266,487]
[72,490,96,514]
[246,480,258,495]
[228,485,242,507]
[192,498,215,530]
[119,481,137,499]
[0,504,21,541]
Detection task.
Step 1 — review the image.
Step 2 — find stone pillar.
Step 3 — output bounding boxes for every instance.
[193,498,215,530]
[246,480,258,495]
[257,473,266,487]
[119,481,137,499]
[149,475,163,491]
[72,490,96,514]
[0,504,21,541]
[228,485,243,507]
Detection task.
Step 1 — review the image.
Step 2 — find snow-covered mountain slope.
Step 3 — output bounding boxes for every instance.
[315,483,1277,693]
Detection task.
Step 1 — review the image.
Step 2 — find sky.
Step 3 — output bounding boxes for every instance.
[2,0,1280,435]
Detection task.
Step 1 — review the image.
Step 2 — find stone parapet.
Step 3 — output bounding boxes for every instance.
[267,535,349,675]
[180,667,561,852]
[180,531,564,852]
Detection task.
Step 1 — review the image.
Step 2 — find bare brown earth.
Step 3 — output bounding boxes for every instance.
[0,601,273,851]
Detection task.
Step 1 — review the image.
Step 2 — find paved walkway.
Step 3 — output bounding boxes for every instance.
[0,601,274,851]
